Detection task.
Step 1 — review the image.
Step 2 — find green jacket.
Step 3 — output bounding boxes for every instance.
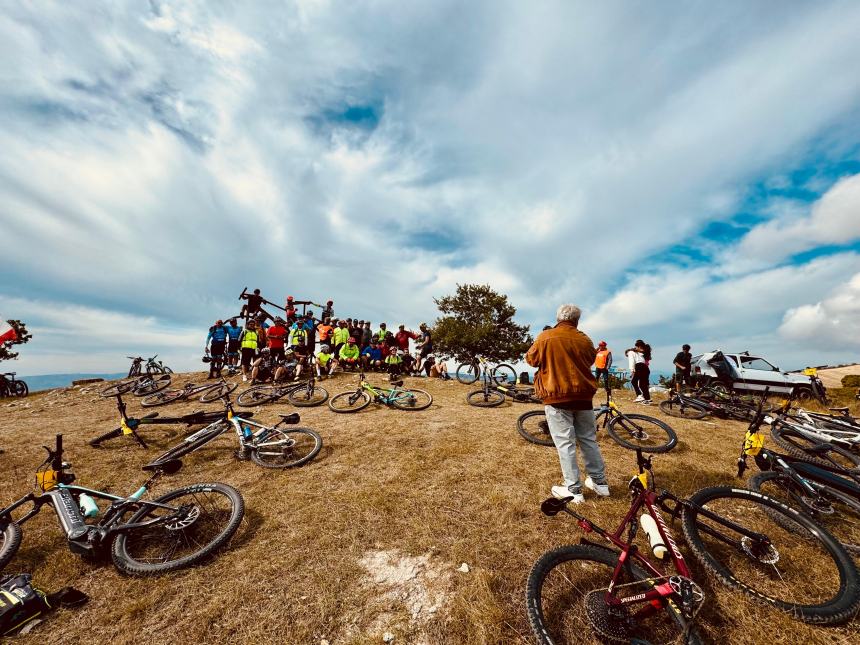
[339,344,360,360]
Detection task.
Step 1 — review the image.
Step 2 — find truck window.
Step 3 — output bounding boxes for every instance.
[727,356,739,366]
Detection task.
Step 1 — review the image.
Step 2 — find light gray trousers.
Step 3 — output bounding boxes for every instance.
[545,405,606,491]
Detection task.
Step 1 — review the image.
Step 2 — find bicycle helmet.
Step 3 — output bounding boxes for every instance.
[320,344,331,353]
[348,336,356,343]
[260,347,270,355]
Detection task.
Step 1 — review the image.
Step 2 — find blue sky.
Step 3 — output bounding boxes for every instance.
[2,1,860,375]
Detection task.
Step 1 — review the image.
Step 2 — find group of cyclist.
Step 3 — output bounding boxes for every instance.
[204,290,437,385]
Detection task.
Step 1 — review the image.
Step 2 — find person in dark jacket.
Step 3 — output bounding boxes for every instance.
[526,304,609,504]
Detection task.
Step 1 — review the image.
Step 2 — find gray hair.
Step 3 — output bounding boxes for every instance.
[556,304,581,325]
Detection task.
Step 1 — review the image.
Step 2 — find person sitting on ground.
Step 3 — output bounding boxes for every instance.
[339,336,361,370]
[360,342,374,370]
[205,319,228,379]
[272,349,297,382]
[385,349,404,380]
[673,344,692,393]
[395,324,416,352]
[401,350,416,375]
[593,341,612,390]
[250,348,276,384]
[239,319,260,382]
[225,318,243,368]
[526,304,609,504]
[367,340,384,370]
[316,344,335,379]
[266,317,288,362]
[427,356,450,379]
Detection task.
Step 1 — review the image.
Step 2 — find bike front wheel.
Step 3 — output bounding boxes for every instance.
[391,388,433,411]
[237,385,281,407]
[141,389,186,407]
[455,362,480,384]
[133,374,172,396]
[251,428,322,468]
[287,384,329,407]
[199,381,238,403]
[112,483,244,575]
[12,381,28,397]
[0,521,23,570]
[100,379,138,397]
[607,413,677,453]
[490,363,517,385]
[465,389,505,407]
[517,410,554,446]
[328,390,372,413]
[658,398,709,420]
[526,543,698,645]
[681,485,860,624]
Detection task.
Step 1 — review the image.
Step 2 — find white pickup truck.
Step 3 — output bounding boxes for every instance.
[691,350,826,402]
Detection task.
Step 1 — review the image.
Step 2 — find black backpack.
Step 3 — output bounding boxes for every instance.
[0,573,88,636]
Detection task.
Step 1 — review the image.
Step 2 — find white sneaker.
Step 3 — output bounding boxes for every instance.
[242,375,247,382]
[640,399,652,405]
[551,485,584,503]
[585,477,610,497]
[634,395,644,402]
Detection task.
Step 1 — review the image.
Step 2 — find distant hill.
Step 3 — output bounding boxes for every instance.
[18,373,126,392]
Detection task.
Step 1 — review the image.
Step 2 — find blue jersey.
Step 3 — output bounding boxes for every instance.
[207,326,228,344]
[226,325,243,341]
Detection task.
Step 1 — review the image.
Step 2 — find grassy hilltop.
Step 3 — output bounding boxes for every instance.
[1,372,859,644]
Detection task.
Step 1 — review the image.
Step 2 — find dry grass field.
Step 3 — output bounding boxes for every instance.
[1,373,859,644]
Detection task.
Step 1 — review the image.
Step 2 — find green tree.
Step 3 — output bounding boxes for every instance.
[0,320,32,362]
[432,284,533,363]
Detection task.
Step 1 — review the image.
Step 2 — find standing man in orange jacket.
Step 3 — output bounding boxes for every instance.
[593,341,612,390]
[526,304,609,504]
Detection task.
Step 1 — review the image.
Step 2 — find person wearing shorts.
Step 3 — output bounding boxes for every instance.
[266,317,288,362]
[226,318,243,367]
[673,344,693,392]
[240,320,261,381]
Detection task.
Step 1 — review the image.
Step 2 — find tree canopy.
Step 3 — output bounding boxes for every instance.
[432,284,533,363]
[1,320,32,362]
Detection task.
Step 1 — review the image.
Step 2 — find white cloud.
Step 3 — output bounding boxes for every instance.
[779,273,860,349]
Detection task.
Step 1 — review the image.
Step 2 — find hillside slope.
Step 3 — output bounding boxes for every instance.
[1,372,858,644]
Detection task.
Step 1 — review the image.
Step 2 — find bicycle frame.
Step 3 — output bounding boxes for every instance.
[360,379,412,405]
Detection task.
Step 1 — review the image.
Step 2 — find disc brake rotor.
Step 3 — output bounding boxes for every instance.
[165,505,201,530]
[740,536,780,564]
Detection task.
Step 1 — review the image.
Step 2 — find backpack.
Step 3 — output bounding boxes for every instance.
[0,573,88,635]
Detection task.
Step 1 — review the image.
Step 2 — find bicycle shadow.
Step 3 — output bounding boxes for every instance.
[229,507,264,551]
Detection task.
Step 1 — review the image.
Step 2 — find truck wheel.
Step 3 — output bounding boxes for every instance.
[794,387,813,401]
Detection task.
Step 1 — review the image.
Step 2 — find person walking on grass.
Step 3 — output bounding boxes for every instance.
[526,304,609,504]
[673,343,692,393]
[626,340,652,404]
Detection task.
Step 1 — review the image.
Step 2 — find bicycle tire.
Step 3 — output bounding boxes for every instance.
[100,379,138,397]
[287,384,329,407]
[607,413,677,453]
[12,381,28,397]
[465,389,505,408]
[749,471,860,556]
[250,428,322,468]
[526,543,700,645]
[237,386,281,407]
[141,389,186,408]
[491,363,517,385]
[163,366,174,374]
[133,374,172,396]
[681,485,860,624]
[89,427,124,448]
[770,425,860,470]
[328,390,372,413]
[0,521,23,570]
[146,425,226,466]
[199,382,238,403]
[456,362,480,385]
[658,398,709,420]
[516,410,554,446]
[390,388,433,411]
[111,482,243,575]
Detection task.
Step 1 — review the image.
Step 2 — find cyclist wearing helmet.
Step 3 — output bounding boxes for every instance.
[250,347,275,384]
[385,348,403,379]
[266,318,288,362]
[339,336,360,370]
[317,344,335,378]
[205,320,228,378]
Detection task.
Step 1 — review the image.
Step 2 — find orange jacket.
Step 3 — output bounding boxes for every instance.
[525,322,597,405]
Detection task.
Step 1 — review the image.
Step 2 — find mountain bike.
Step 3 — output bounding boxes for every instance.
[140,379,238,407]
[0,372,28,397]
[769,407,860,464]
[455,355,517,385]
[236,377,328,408]
[526,448,860,644]
[328,373,432,412]
[144,396,321,470]
[89,394,235,449]
[516,387,677,452]
[127,355,173,376]
[0,434,244,575]
[465,376,540,408]
[738,394,860,555]
[99,374,172,398]
[659,387,759,421]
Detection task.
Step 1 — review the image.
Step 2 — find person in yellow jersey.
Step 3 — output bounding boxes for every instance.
[239,319,260,382]
[593,341,612,390]
[339,336,360,370]
[385,348,403,380]
[332,320,350,360]
[316,344,335,379]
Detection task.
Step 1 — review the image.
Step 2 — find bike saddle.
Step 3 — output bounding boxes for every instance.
[278,413,301,424]
[828,407,850,415]
[142,459,183,474]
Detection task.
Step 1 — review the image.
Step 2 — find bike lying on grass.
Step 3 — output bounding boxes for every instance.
[144,395,322,470]
[526,447,860,644]
[100,374,172,398]
[659,386,763,421]
[455,355,517,386]
[328,373,432,413]
[0,434,244,575]
[140,378,238,407]
[90,394,235,449]
[237,377,328,408]
[465,370,540,407]
[516,386,677,452]
[0,372,28,398]
[127,355,173,377]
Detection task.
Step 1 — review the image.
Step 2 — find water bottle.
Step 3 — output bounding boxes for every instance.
[79,493,99,518]
[242,425,253,440]
[639,514,668,559]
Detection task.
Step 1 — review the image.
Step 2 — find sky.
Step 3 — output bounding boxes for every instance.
[2,0,860,376]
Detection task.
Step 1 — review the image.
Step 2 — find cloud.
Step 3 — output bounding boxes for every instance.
[779,273,860,349]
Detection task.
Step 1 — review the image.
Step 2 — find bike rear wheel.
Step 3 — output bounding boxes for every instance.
[287,384,329,407]
[465,389,505,408]
[199,381,238,403]
[517,410,554,446]
[658,398,709,420]
[146,425,226,466]
[681,485,860,624]
[12,381,28,397]
[391,388,433,410]
[456,362,480,384]
[133,374,172,396]
[0,521,23,570]
[491,363,517,385]
[237,385,281,407]
[607,413,677,453]
[328,390,372,413]
[251,428,322,468]
[526,543,699,645]
[100,379,138,397]
[141,389,186,407]
[770,425,860,470]
[112,483,244,575]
